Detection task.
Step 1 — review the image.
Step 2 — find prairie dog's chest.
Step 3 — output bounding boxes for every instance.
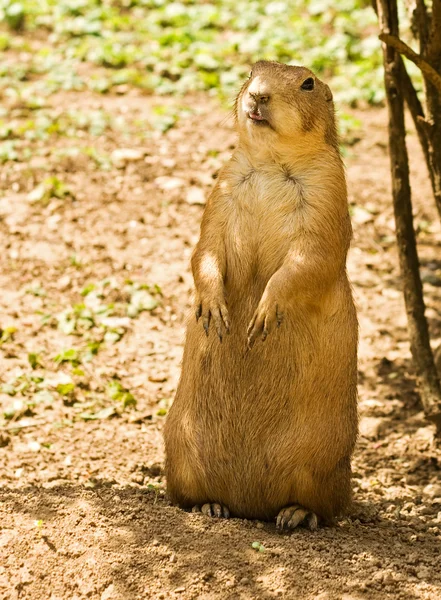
[230,165,303,222]
[224,165,305,270]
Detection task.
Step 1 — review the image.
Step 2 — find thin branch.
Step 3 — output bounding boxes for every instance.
[400,57,430,158]
[379,32,441,94]
[414,0,429,50]
[377,0,441,433]
[428,0,441,61]
[0,421,45,432]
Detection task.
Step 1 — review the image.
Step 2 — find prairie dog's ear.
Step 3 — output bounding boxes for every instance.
[324,84,333,102]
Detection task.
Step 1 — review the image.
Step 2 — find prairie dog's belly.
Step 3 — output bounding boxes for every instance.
[224,166,303,289]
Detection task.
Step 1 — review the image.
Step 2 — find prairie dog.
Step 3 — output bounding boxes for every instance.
[164,61,358,530]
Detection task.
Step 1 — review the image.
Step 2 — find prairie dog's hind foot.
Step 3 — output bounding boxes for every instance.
[192,503,230,518]
[276,505,318,531]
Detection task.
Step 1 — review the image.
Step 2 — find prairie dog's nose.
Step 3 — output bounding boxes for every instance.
[247,75,270,104]
[250,92,270,103]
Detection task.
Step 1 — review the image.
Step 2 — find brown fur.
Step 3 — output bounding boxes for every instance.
[164,61,358,523]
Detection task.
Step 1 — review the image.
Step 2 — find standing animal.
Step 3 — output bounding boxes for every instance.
[164,60,358,530]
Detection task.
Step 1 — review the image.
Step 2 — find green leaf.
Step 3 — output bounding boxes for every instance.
[104,329,124,344]
[1,383,16,396]
[79,406,116,421]
[251,541,265,552]
[0,326,17,344]
[107,380,136,408]
[53,348,81,366]
[72,367,85,376]
[81,283,96,296]
[28,352,41,369]
[56,383,75,396]
[33,390,54,404]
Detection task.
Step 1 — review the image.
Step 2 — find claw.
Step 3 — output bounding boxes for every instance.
[287,508,308,529]
[195,303,202,321]
[307,512,318,531]
[276,304,284,328]
[276,505,318,531]
[193,503,230,519]
[203,313,210,336]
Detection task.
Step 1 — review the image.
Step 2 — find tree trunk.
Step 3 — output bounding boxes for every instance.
[377,0,441,434]
[416,0,441,219]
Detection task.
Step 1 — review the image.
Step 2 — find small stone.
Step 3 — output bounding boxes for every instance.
[359,416,385,440]
[174,588,185,594]
[416,569,430,579]
[413,427,434,444]
[0,433,10,448]
[186,186,205,205]
[101,584,116,600]
[169,554,177,563]
[111,148,146,168]
[161,158,176,168]
[57,275,71,290]
[423,484,441,498]
[148,374,168,383]
[351,206,374,225]
[239,577,249,585]
[419,506,435,515]
[151,539,160,547]
[131,473,144,485]
[19,566,33,584]
[154,176,185,191]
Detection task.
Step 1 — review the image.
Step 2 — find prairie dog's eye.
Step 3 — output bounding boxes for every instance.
[301,77,314,91]
[248,71,253,79]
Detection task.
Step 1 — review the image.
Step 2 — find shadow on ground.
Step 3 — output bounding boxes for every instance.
[1,483,440,600]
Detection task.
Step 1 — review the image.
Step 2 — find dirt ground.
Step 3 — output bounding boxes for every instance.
[1,90,441,600]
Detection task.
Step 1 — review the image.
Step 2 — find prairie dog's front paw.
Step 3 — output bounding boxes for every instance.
[195,294,230,341]
[247,298,283,349]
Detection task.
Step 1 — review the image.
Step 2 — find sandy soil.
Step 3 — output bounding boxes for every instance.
[1,90,441,600]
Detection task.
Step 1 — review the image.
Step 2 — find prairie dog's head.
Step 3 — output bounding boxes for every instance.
[235,61,337,152]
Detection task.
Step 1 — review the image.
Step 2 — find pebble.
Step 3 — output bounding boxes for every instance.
[359,416,385,440]
[186,186,205,205]
[111,148,146,168]
[148,374,168,383]
[423,483,441,498]
[417,569,430,579]
[101,584,117,600]
[154,176,185,191]
[0,433,10,448]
